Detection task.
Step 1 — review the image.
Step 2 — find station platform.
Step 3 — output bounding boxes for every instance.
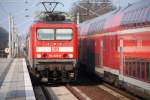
[0,58,35,100]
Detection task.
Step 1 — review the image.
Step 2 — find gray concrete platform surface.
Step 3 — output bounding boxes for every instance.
[0,58,35,100]
[0,58,13,87]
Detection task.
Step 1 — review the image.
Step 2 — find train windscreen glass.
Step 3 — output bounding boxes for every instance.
[56,29,72,40]
[37,29,54,40]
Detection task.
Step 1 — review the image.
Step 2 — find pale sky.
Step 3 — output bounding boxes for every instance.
[0,0,78,35]
[0,0,142,36]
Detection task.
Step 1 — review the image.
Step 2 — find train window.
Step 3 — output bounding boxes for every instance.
[37,29,54,40]
[132,11,137,27]
[95,54,99,66]
[103,36,106,50]
[131,62,134,77]
[143,8,147,26]
[133,62,136,77]
[88,26,92,35]
[128,12,132,24]
[137,62,140,79]
[125,62,129,76]
[135,9,141,27]
[137,9,142,26]
[56,29,72,40]
[141,62,145,80]
[115,36,118,51]
[126,12,130,26]
[141,8,146,24]
[123,14,126,25]
[146,62,150,81]
[129,62,132,76]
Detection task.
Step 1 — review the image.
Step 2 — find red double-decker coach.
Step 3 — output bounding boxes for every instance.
[78,1,150,99]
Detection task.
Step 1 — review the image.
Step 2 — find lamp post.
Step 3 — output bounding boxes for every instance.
[8,14,12,58]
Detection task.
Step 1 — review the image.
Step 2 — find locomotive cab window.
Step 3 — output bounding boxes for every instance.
[37,29,54,40]
[56,29,72,40]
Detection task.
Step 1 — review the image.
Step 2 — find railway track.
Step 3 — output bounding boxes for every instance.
[34,82,141,100]
[102,83,141,100]
[67,84,129,100]
[66,84,91,100]
[32,71,141,100]
[67,83,142,100]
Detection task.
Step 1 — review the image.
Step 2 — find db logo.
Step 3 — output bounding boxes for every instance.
[52,47,59,52]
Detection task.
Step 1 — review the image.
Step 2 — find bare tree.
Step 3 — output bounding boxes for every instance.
[70,0,115,23]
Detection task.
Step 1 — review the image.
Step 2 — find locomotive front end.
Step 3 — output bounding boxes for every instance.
[31,23,78,82]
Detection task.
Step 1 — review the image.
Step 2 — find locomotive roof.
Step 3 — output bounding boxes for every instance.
[34,20,73,24]
[30,20,76,29]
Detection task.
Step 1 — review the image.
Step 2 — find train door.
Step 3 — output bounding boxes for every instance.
[100,40,103,68]
[119,38,124,80]
[95,39,104,77]
[103,35,107,67]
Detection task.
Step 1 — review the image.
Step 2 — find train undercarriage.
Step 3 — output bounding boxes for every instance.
[99,70,150,99]
[30,59,77,83]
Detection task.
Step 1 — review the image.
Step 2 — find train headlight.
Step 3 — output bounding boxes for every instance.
[68,54,73,58]
[37,54,41,58]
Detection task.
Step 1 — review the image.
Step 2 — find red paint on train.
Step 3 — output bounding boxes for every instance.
[78,1,150,99]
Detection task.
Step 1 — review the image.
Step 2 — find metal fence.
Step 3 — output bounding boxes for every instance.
[0,50,7,58]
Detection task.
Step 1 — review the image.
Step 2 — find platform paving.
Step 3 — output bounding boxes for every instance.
[0,58,13,87]
[0,58,35,100]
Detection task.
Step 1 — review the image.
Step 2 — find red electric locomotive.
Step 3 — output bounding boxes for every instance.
[27,22,78,82]
[78,1,150,99]
[26,2,78,82]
